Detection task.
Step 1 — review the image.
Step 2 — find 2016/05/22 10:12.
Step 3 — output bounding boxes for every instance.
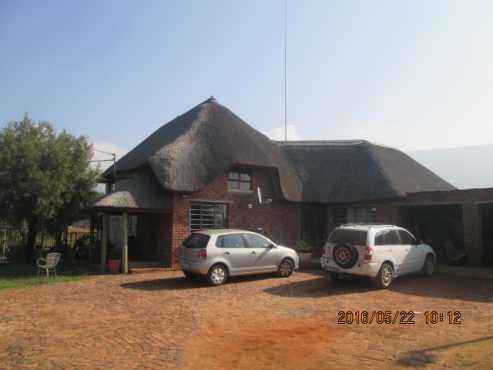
[337,311,462,325]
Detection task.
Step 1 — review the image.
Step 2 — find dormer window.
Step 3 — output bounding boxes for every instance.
[228,171,252,192]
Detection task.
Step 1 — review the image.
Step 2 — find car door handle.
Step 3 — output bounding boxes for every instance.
[223,252,230,256]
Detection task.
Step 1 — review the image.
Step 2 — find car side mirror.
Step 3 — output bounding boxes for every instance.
[268,243,276,249]
[415,239,423,245]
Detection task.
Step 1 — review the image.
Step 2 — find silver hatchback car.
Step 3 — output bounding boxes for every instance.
[179,229,299,286]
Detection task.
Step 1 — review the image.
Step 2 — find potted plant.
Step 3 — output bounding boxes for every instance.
[107,245,121,274]
[294,240,313,262]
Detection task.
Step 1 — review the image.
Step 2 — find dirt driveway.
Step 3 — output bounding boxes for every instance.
[1,269,492,369]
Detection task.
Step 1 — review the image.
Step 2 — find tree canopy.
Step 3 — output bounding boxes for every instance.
[0,114,100,260]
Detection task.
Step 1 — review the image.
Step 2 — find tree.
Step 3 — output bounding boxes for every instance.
[0,114,99,262]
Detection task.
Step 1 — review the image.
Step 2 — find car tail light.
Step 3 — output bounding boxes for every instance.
[363,246,373,262]
[197,249,207,260]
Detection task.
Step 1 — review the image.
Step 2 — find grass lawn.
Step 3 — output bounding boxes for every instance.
[0,262,91,290]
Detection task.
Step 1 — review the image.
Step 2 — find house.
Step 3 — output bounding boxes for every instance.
[91,97,477,273]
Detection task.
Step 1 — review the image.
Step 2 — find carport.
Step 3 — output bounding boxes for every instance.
[401,204,464,264]
[402,188,493,266]
[480,203,493,265]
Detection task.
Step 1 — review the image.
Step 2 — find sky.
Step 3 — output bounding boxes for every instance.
[1,0,493,164]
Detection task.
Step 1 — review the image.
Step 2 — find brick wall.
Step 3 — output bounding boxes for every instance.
[169,167,301,267]
[463,203,483,265]
[376,204,401,225]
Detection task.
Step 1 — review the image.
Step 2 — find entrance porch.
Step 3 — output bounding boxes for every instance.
[91,170,175,273]
[90,210,173,274]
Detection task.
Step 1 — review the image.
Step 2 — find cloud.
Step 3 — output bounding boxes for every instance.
[265,124,304,141]
[91,142,128,171]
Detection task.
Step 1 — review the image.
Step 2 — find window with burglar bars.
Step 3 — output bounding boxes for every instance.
[347,207,377,223]
[189,202,228,232]
[334,207,376,225]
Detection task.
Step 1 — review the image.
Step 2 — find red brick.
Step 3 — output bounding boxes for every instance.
[169,168,301,267]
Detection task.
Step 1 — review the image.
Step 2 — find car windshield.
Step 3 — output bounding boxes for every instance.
[328,229,368,246]
[182,233,210,248]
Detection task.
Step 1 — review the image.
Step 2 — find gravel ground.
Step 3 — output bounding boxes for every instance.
[0,269,492,369]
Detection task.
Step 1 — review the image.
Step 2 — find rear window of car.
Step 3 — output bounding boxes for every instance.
[182,233,210,248]
[328,229,368,246]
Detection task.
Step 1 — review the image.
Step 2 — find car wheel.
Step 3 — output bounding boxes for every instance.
[278,258,294,277]
[207,264,228,286]
[422,254,434,276]
[374,262,394,289]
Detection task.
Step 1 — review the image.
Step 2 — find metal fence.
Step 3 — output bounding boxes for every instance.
[0,225,90,260]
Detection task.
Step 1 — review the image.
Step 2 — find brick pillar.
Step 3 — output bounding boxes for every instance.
[170,196,189,269]
[463,203,483,265]
[101,214,108,274]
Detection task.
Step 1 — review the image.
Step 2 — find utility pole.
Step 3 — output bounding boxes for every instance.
[284,0,288,141]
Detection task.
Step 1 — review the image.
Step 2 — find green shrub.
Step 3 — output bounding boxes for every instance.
[294,240,313,253]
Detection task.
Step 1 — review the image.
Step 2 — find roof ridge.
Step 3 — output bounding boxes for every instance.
[276,140,368,146]
[104,98,214,177]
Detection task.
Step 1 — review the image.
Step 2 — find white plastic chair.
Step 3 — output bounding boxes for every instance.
[37,252,61,277]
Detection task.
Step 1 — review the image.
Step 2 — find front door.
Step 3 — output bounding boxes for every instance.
[215,233,252,275]
[386,230,411,275]
[243,233,279,272]
[398,230,423,273]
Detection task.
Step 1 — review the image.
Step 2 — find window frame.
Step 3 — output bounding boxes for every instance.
[374,229,403,245]
[334,207,377,226]
[227,170,253,192]
[386,230,402,245]
[398,229,417,245]
[374,231,387,246]
[215,233,248,249]
[189,202,228,233]
[243,233,273,248]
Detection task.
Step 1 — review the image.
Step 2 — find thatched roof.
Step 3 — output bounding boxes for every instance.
[104,97,304,202]
[94,170,171,210]
[280,141,455,203]
[98,98,454,207]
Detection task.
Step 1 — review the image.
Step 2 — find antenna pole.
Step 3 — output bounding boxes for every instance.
[284,0,288,141]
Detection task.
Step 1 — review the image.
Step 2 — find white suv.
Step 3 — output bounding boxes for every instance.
[320,224,435,288]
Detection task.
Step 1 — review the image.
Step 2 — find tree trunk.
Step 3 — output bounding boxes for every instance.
[25,220,38,263]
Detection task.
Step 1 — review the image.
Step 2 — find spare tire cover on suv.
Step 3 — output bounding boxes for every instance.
[333,243,359,269]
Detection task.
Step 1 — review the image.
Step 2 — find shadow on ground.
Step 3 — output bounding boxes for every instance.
[391,274,493,303]
[121,272,283,291]
[396,335,493,368]
[264,275,374,298]
[264,273,493,302]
